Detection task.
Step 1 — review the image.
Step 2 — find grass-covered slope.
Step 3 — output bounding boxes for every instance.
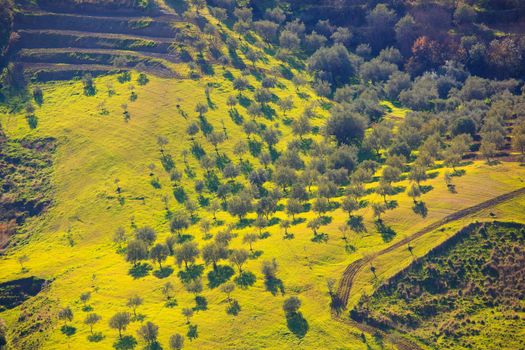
[1,70,525,349]
[351,221,525,350]
[1,1,525,349]
[0,71,376,349]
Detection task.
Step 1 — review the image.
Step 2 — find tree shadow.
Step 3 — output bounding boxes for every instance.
[160,154,174,171]
[259,231,271,239]
[386,200,398,210]
[229,109,243,125]
[412,201,428,218]
[178,265,204,284]
[191,143,206,160]
[87,332,104,342]
[173,186,187,203]
[292,217,306,225]
[228,47,246,70]
[223,70,234,81]
[129,263,153,279]
[328,202,340,211]
[375,221,396,243]
[235,218,255,229]
[207,265,235,288]
[264,277,285,296]
[248,139,262,157]
[165,298,178,308]
[249,250,263,259]
[26,115,38,129]
[345,243,356,254]
[226,299,241,316]
[451,169,466,177]
[234,271,256,289]
[420,185,433,194]
[198,115,214,135]
[262,105,276,120]
[311,233,329,243]
[238,95,251,108]
[286,312,308,338]
[197,57,214,76]
[320,216,332,225]
[153,266,174,279]
[177,234,194,244]
[193,296,208,311]
[267,217,280,226]
[348,215,366,233]
[60,325,76,336]
[297,92,309,100]
[113,335,137,350]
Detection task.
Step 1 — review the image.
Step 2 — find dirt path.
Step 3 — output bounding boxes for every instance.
[331,186,525,350]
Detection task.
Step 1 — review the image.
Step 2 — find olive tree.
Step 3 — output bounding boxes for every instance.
[109,312,131,339]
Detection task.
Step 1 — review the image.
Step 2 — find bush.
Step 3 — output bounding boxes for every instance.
[325,104,367,145]
[308,44,356,87]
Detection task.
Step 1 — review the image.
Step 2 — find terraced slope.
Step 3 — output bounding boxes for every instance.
[9,2,186,80]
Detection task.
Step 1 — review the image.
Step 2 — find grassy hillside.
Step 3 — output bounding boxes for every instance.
[1,1,525,349]
[0,72,378,349]
[0,71,524,349]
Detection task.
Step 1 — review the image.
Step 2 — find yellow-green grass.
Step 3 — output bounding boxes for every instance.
[1,68,525,350]
[379,100,409,122]
[0,72,388,349]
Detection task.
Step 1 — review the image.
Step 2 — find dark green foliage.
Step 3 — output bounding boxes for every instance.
[325,104,367,145]
[451,117,477,137]
[137,73,149,85]
[374,221,396,242]
[173,186,187,203]
[87,332,104,342]
[282,296,308,338]
[117,72,132,83]
[307,44,356,87]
